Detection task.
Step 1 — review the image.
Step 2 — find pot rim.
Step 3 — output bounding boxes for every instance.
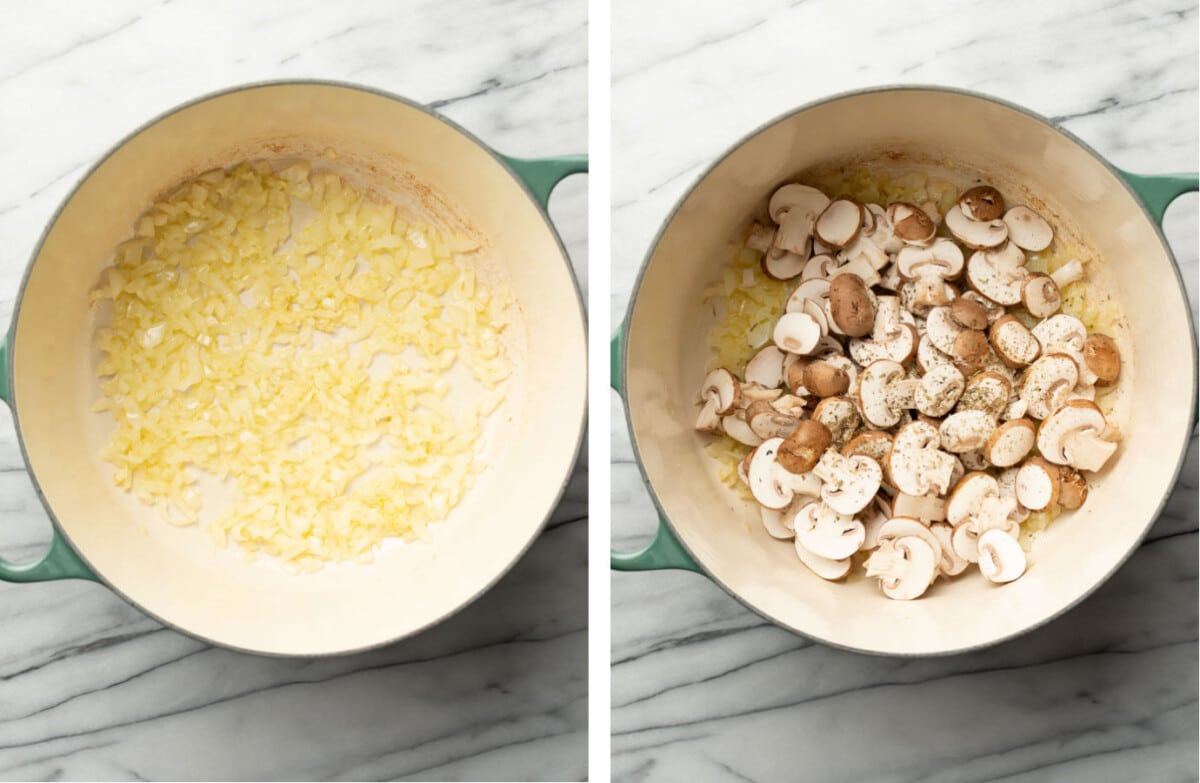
[6,78,588,658]
[620,83,1198,658]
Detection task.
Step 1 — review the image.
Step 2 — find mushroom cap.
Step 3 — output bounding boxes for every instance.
[1003,206,1053,252]
[983,418,1036,467]
[794,538,853,581]
[888,202,937,245]
[930,521,969,576]
[966,243,1027,305]
[990,314,1041,368]
[1057,468,1089,510]
[1015,456,1060,511]
[950,296,989,330]
[1036,399,1117,472]
[815,198,864,249]
[1019,353,1079,420]
[916,364,966,418]
[959,186,1006,222]
[777,419,833,474]
[939,410,997,453]
[785,358,809,394]
[946,471,1000,525]
[828,273,876,337]
[866,536,939,600]
[745,345,786,388]
[803,359,850,398]
[895,238,964,280]
[761,248,808,281]
[892,492,947,524]
[977,529,1027,583]
[785,278,831,313]
[945,204,1009,249]
[1083,333,1121,386]
[952,329,991,371]
[794,502,866,560]
[721,413,764,447]
[959,371,1012,418]
[773,312,823,355]
[1021,274,1062,319]
[701,368,741,414]
[857,359,907,428]
[813,451,884,515]
[842,430,895,463]
[748,438,793,508]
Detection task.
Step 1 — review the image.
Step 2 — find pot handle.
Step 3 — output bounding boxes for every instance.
[0,337,97,582]
[500,154,588,210]
[609,329,703,573]
[1118,169,1198,225]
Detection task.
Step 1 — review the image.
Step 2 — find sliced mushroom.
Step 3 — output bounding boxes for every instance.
[959,448,989,471]
[859,496,892,550]
[893,492,947,524]
[769,184,829,257]
[939,410,997,453]
[849,321,918,367]
[745,220,776,253]
[785,278,831,313]
[794,538,852,581]
[838,234,890,272]
[915,364,966,418]
[801,254,842,281]
[959,186,1006,222]
[744,345,786,388]
[761,248,808,281]
[747,438,792,508]
[802,359,850,397]
[996,467,1031,524]
[1057,468,1089,510]
[1019,353,1079,420]
[876,516,945,562]
[958,371,1012,418]
[776,419,832,474]
[945,203,1009,249]
[966,243,1028,305]
[1083,333,1120,386]
[793,501,866,560]
[895,239,964,309]
[888,202,937,245]
[773,312,823,355]
[746,400,801,440]
[761,504,796,539]
[857,359,908,428]
[949,296,989,330]
[1032,314,1088,355]
[842,430,894,463]
[864,203,905,254]
[696,368,741,432]
[977,529,1027,583]
[812,451,883,515]
[803,299,831,336]
[930,521,969,576]
[1037,399,1118,472]
[886,421,957,497]
[961,291,1006,325]
[771,394,807,418]
[815,199,864,249]
[1049,258,1086,289]
[983,418,1036,467]
[1003,205,1053,252]
[1021,274,1061,318]
[990,314,1041,368]
[827,273,876,337]
[1015,456,1060,511]
[864,536,938,600]
[741,383,784,405]
[721,412,764,447]
[916,334,956,374]
[812,396,862,450]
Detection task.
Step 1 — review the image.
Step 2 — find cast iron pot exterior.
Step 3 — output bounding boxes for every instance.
[614,86,1197,656]
[0,81,587,656]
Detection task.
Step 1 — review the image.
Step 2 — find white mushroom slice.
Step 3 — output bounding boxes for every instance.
[996,467,1031,523]
[966,243,1028,305]
[812,237,835,256]
[949,496,1020,563]
[842,431,895,464]
[924,307,965,356]
[838,234,890,271]
[741,383,784,405]
[916,334,956,373]
[990,315,1041,368]
[812,451,883,515]
[835,255,883,288]
[769,184,829,256]
[864,203,905,254]
[761,248,808,281]
[939,410,997,453]
[876,516,944,564]
[1002,396,1029,422]
[794,539,852,581]
[1021,274,1062,318]
[1003,206,1053,252]
[745,220,776,253]
[785,278,831,313]
[777,467,824,499]
[945,472,999,527]
[857,359,907,428]
[959,186,1006,222]
[895,239,963,309]
[800,254,841,281]
[1037,399,1118,472]
[793,502,866,560]
[888,202,937,246]
[1032,314,1088,354]
[930,522,968,577]
[977,529,1027,583]
[873,296,903,338]
[1049,258,1086,289]
[745,345,787,388]
[721,414,764,447]
[892,493,946,524]
[864,536,938,600]
[849,310,919,366]
[696,368,741,431]
[886,421,957,497]
[812,396,861,449]
[815,199,863,249]
[960,448,987,471]
[761,504,796,539]
[983,418,1036,467]
[1015,457,1060,511]
[802,299,830,337]
[948,454,966,488]
[746,401,800,440]
[1019,353,1079,420]
[945,203,1009,249]
[747,438,792,508]
[915,364,966,418]
[958,371,1011,418]
[860,496,892,549]
[878,262,903,292]
[773,312,823,355]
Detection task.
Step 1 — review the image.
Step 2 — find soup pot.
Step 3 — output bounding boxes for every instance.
[612,86,1195,656]
[0,81,587,656]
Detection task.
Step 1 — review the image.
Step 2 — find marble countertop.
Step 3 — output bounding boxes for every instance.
[611,1,1198,781]
[0,1,586,780]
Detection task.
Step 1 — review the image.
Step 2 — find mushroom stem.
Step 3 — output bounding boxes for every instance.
[1050,258,1085,289]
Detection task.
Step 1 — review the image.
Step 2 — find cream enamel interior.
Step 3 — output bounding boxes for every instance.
[625,89,1194,656]
[12,84,586,656]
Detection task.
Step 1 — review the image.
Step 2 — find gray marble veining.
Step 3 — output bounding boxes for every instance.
[611,1,1198,781]
[0,1,586,780]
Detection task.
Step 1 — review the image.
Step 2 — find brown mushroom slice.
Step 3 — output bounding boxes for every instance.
[983,418,1036,467]
[930,521,969,577]
[1021,275,1062,318]
[769,184,830,256]
[886,421,958,497]
[1036,399,1118,472]
[966,243,1027,305]
[746,401,801,440]
[977,529,1027,583]
[959,186,1006,222]
[745,220,776,253]
[812,396,861,450]
[815,199,864,249]
[1015,457,1060,511]
[916,364,966,418]
[773,312,823,355]
[952,329,991,373]
[945,203,1009,249]
[842,431,894,464]
[761,248,808,281]
[776,419,832,474]
[893,492,947,524]
[812,451,883,515]
[1057,468,1089,510]
[1003,206,1053,252]
[785,277,831,313]
[990,314,1041,368]
[895,239,964,309]
[959,371,1012,418]
[696,368,741,431]
[803,359,850,398]
[793,502,866,560]
[950,296,989,330]
[1084,333,1121,386]
[864,536,938,600]
[1019,353,1079,420]
[888,202,937,245]
[828,273,876,337]
[721,413,764,447]
[939,410,997,453]
[744,345,787,388]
